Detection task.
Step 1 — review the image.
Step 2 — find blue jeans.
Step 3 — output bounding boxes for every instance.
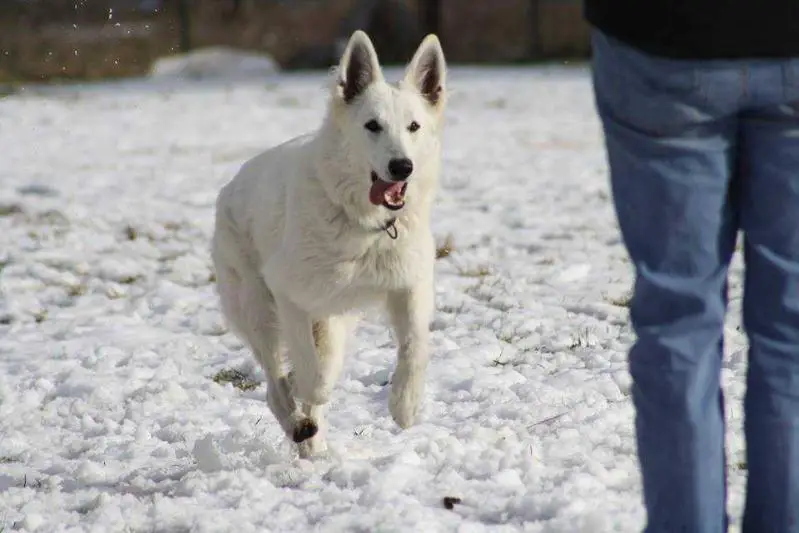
[591,31,799,532]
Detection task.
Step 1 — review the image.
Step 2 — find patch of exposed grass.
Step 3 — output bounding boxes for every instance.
[124,225,138,241]
[439,302,467,317]
[458,264,492,278]
[463,273,504,305]
[212,368,259,392]
[36,209,69,227]
[608,293,632,308]
[21,474,42,489]
[0,203,22,217]
[494,315,524,345]
[67,284,87,297]
[491,353,517,367]
[436,234,455,259]
[488,310,539,368]
[569,327,593,350]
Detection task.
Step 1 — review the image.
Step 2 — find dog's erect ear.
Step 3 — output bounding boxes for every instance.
[403,34,446,107]
[337,30,383,103]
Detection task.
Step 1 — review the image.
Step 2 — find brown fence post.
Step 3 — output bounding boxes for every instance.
[420,0,440,36]
[177,0,191,52]
[529,0,542,59]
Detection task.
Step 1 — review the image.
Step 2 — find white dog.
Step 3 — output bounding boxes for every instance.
[211,30,447,457]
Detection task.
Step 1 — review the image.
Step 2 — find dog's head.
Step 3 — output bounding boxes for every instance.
[327,30,447,215]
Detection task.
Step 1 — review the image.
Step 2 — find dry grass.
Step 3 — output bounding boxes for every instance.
[67,284,88,297]
[124,225,138,241]
[212,368,259,392]
[436,234,455,259]
[569,327,594,350]
[458,265,492,278]
[0,203,23,217]
[608,293,632,308]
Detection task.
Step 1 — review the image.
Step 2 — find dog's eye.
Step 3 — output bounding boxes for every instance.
[408,121,421,133]
[364,119,382,133]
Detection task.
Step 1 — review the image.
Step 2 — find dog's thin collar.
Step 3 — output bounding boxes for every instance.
[382,217,398,240]
[334,208,398,239]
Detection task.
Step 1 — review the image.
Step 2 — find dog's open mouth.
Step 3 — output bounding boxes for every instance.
[369,171,408,211]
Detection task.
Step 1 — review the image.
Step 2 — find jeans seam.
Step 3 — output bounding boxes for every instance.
[741,65,750,101]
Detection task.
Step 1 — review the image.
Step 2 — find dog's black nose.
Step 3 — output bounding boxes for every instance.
[388,158,414,180]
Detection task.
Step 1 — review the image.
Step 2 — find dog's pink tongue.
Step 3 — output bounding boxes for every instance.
[369,180,403,206]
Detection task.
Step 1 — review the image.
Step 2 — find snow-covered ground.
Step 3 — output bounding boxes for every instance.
[148,47,279,82]
[0,67,750,532]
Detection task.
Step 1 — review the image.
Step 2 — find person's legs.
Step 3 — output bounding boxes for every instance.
[739,61,799,533]
[591,31,743,532]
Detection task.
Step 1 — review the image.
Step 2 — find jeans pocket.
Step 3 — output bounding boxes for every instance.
[783,59,799,107]
[592,30,707,137]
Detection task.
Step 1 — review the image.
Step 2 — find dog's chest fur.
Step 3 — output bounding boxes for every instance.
[264,224,431,316]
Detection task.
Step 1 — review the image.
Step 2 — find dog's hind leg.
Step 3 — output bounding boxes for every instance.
[233,271,313,442]
[211,213,316,445]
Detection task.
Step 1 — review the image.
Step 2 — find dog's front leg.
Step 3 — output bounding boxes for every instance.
[274,294,330,406]
[386,280,433,428]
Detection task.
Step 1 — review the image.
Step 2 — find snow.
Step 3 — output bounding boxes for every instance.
[148,47,279,81]
[0,67,749,532]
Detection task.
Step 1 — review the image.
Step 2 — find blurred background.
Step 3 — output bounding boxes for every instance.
[0,0,590,84]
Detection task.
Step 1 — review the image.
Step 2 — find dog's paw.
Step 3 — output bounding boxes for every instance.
[389,378,423,429]
[292,418,319,443]
[297,435,328,459]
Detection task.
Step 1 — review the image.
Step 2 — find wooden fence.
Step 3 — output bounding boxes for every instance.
[0,0,591,83]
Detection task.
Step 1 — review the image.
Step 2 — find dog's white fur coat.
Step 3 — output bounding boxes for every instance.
[211,31,447,456]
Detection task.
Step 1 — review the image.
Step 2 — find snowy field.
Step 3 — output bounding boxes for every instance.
[0,66,750,532]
